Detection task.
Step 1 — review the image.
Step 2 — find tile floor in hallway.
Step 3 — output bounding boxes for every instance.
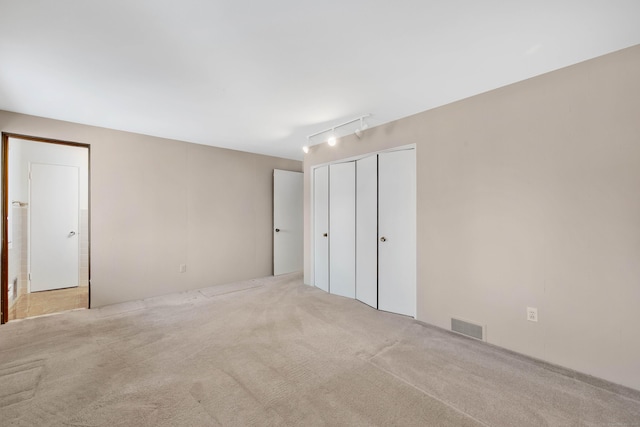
[8,286,88,320]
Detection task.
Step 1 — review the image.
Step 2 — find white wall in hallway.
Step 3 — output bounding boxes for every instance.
[8,138,89,209]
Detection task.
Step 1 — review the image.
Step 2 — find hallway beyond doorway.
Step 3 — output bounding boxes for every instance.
[8,286,88,320]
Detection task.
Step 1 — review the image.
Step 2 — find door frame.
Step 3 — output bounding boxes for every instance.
[1,132,91,324]
[309,143,416,289]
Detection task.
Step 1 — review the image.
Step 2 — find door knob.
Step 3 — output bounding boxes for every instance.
[380,236,386,242]
[275,228,280,232]
[323,233,328,237]
[68,231,76,237]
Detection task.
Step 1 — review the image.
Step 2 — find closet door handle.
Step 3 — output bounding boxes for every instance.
[275,228,280,232]
[323,233,328,237]
[380,236,386,242]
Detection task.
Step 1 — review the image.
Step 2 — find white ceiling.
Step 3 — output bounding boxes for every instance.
[1,1,639,160]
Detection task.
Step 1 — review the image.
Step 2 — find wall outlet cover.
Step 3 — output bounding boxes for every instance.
[527,307,538,322]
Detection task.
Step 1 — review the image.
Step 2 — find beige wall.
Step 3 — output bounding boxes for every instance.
[0,111,301,307]
[304,45,640,391]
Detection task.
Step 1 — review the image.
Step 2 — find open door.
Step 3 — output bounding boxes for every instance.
[273,169,303,275]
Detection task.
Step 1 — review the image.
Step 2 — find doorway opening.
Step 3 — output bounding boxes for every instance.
[1,133,90,324]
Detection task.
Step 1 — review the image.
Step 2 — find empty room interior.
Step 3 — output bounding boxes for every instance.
[1,1,640,425]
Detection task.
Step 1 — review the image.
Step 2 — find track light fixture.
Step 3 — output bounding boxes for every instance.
[304,114,370,153]
[354,116,369,139]
[327,133,337,146]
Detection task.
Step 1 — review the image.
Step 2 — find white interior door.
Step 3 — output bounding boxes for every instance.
[378,149,416,317]
[329,162,355,298]
[356,155,378,308]
[313,165,329,292]
[273,169,303,275]
[29,163,80,292]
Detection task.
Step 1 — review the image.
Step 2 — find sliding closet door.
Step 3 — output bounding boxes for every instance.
[356,155,378,308]
[313,165,329,292]
[329,162,356,298]
[378,149,416,317]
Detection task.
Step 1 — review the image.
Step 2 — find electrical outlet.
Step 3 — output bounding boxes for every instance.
[179,264,187,273]
[527,307,538,322]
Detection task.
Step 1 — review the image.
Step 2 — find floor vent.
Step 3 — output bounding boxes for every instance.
[451,318,484,341]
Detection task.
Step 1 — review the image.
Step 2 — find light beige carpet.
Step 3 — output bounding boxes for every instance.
[1,273,639,426]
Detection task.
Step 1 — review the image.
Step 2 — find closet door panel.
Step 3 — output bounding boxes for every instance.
[329,162,356,298]
[313,165,329,292]
[356,155,378,308]
[378,149,416,317]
